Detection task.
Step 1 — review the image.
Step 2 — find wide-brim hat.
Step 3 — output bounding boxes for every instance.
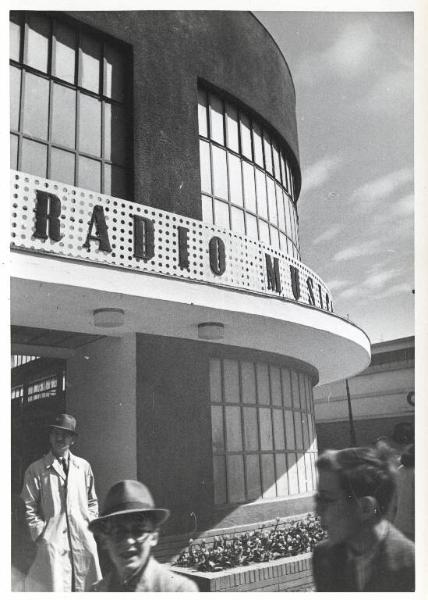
[48,413,77,436]
[89,480,170,533]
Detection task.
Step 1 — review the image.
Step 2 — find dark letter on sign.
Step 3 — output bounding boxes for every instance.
[209,237,226,275]
[134,216,154,260]
[83,205,112,252]
[325,294,330,311]
[34,190,62,242]
[290,266,300,300]
[306,277,316,305]
[265,254,281,294]
[318,284,324,309]
[178,226,189,270]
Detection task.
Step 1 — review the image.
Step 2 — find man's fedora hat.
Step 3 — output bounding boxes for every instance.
[89,480,170,533]
[48,413,77,435]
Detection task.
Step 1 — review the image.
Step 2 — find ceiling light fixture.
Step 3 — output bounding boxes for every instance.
[198,322,224,340]
[93,308,125,328]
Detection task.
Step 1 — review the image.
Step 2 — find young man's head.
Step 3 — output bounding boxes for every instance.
[89,480,170,580]
[315,445,397,545]
[48,414,77,458]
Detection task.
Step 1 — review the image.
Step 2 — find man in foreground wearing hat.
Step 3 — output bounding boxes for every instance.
[89,480,198,592]
[20,414,101,591]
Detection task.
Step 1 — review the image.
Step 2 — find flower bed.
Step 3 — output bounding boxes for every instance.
[174,513,325,573]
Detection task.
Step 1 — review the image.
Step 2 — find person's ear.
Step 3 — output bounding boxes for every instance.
[70,437,76,446]
[359,496,378,522]
[149,531,159,548]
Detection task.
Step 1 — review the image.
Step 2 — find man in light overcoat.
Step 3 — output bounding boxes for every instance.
[20,413,101,591]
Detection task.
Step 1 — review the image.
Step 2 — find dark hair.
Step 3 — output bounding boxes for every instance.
[401,444,414,468]
[316,444,397,516]
[392,422,414,445]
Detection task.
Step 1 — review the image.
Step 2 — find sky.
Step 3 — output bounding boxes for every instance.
[255,11,414,344]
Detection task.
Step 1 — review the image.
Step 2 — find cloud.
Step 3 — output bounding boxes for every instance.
[359,69,413,116]
[302,156,342,194]
[352,167,413,206]
[392,194,414,218]
[296,21,376,84]
[332,240,380,262]
[373,283,414,300]
[313,224,342,245]
[362,269,398,290]
[325,278,351,291]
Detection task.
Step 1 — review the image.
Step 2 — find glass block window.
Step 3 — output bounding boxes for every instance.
[210,358,317,505]
[10,11,132,200]
[198,88,300,260]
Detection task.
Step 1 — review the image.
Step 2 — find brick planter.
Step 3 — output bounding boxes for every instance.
[172,552,313,592]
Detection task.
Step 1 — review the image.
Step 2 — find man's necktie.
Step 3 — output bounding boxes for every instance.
[61,458,68,476]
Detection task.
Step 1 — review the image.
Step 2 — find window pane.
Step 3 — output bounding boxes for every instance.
[253,123,263,167]
[279,233,287,253]
[231,207,245,235]
[241,361,256,404]
[289,170,295,200]
[214,200,229,229]
[21,138,47,177]
[259,407,273,450]
[275,454,288,497]
[246,455,261,500]
[198,88,208,137]
[267,178,277,225]
[272,143,280,181]
[261,454,276,498]
[286,162,292,195]
[104,44,125,101]
[211,405,224,452]
[280,152,286,187]
[210,359,222,403]
[305,452,314,492]
[10,134,18,169]
[271,227,280,250]
[213,456,227,504]
[284,196,293,238]
[212,146,228,199]
[79,34,101,93]
[50,147,75,185]
[243,407,259,450]
[228,154,243,206]
[297,453,307,493]
[225,406,242,451]
[199,140,211,194]
[273,408,285,450]
[240,113,252,160]
[256,363,269,404]
[10,15,21,62]
[202,194,213,224]
[301,412,309,449]
[259,220,270,244]
[78,156,101,192]
[10,66,21,131]
[51,83,76,148]
[225,103,239,152]
[224,359,239,404]
[78,94,101,156]
[246,214,258,240]
[227,455,245,503]
[104,103,127,165]
[209,94,224,145]
[291,371,301,409]
[22,72,49,140]
[299,373,308,411]
[270,366,281,406]
[287,453,299,495]
[255,169,268,219]
[263,133,272,174]
[284,410,295,449]
[25,13,50,73]
[104,164,128,199]
[281,368,292,407]
[242,162,256,212]
[53,21,76,84]
[278,189,286,231]
[294,412,303,450]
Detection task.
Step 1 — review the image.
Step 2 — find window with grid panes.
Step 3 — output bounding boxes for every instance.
[198,88,301,260]
[210,358,318,505]
[10,11,131,199]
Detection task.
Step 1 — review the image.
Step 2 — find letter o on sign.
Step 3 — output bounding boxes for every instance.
[209,236,226,275]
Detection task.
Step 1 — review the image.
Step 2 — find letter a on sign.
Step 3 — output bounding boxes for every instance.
[83,205,112,252]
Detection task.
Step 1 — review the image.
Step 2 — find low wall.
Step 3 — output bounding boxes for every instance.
[172,553,313,592]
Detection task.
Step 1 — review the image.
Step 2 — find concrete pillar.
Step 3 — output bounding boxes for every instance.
[66,334,137,502]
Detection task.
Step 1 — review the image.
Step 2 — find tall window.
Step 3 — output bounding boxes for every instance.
[10,11,132,199]
[210,358,317,505]
[198,88,300,260]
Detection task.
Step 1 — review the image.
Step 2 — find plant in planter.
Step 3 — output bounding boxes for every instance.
[174,514,326,573]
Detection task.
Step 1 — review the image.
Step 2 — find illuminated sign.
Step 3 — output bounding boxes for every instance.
[11,171,333,312]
